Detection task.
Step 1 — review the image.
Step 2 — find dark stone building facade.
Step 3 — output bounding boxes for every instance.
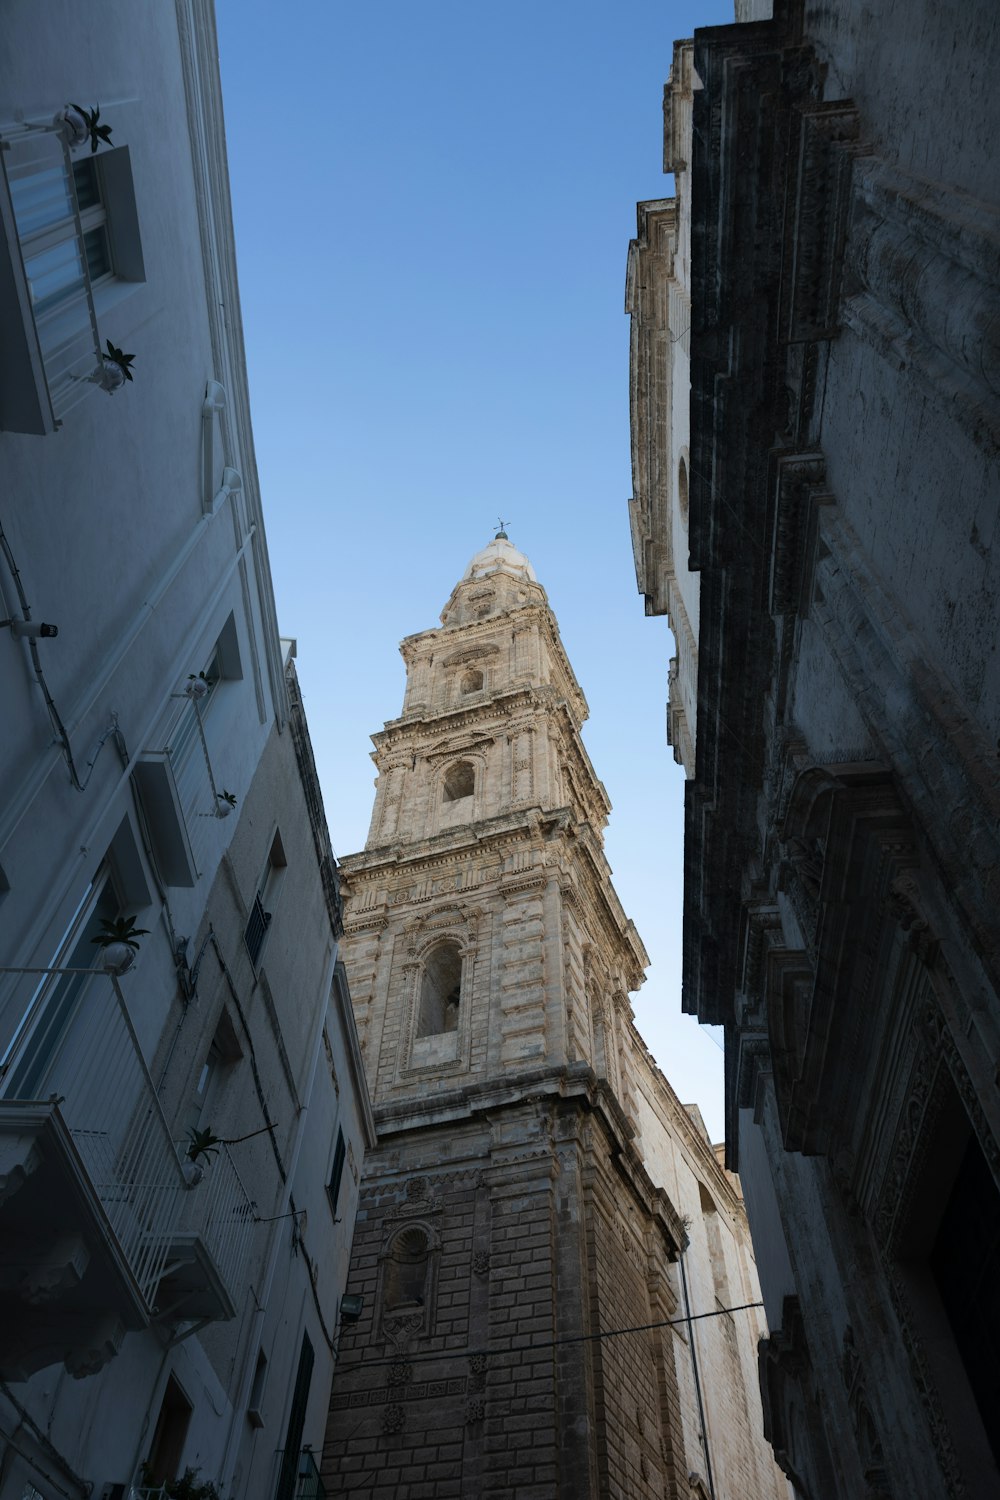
[671,1,1000,1496]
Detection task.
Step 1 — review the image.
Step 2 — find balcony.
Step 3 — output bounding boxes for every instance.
[158,1141,255,1327]
[0,122,105,434]
[275,1449,326,1500]
[0,964,254,1379]
[135,699,226,887]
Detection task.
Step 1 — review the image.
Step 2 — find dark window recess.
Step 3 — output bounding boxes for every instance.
[417,941,462,1037]
[145,1375,193,1483]
[928,1132,1000,1468]
[443,760,475,802]
[328,1128,346,1216]
[275,1333,314,1500]
[385,1227,430,1311]
[244,892,271,967]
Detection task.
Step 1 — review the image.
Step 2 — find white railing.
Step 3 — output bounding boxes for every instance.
[164,698,224,878]
[2,124,104,423]
[177,1141,255,1301]
[0,965,186,1308]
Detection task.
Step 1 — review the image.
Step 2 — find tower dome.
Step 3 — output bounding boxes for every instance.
[462,533,538,584]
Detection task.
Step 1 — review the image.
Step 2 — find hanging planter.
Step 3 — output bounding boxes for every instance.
[62,103,113,154]
[58,105,90,148]
[99,340,135,395]
[91,915,149,976]
[215,789,237,818]
[186,671,212,700]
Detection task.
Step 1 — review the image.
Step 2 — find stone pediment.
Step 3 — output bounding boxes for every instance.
[441,643,501,667]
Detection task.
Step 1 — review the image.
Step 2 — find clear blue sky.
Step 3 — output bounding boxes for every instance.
[216,0,733,1140]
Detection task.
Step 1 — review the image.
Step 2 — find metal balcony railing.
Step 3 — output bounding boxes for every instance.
[0,964,257,1321]
[274,1450,326,1500]
[166,698,224,877]
[2,124,104,424]
[0,965,185,1307]
[244,893,271,968]
[175,1140,255,1299]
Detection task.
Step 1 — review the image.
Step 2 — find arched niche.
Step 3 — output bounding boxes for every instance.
[417,940,463,1037]
[443,760,475,802]
[461,668,484,695]
[384,1225,431,1312]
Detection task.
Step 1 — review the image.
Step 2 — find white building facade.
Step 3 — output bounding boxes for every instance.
[0,4,373,1496]
[627,39,700,777]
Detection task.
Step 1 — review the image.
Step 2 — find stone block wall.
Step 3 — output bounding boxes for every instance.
[322,1088,692,1500]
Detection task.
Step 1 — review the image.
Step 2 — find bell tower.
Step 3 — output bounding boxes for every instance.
[323,533,692,1500]
[344,529,647,1109]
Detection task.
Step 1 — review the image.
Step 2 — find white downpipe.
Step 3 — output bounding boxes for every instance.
[217,937,338,1495]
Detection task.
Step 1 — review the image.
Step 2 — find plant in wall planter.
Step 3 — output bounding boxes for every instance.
[185,670,213,700]
[91,915,150,976]
[100,340,136,394]
[186,1127,222,1167]
[60,103,113,153]
[215,789,237,818]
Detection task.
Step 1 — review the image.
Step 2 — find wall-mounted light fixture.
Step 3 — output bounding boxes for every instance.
[2,617,58,639]
[340,1293,364,1323]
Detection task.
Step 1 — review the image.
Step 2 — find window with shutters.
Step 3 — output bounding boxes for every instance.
[0,124,144,434]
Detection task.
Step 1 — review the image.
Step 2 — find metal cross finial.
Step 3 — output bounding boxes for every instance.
[495,517,510,539]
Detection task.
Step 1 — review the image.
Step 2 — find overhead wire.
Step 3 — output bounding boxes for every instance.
[337,1298,765,1371]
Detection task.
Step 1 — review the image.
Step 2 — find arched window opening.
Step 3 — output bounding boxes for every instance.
[678,455,689,527]
[443,760,475,802]
[461,668,484,695]
[384,1226,430,1311]
[417,941,462,1037]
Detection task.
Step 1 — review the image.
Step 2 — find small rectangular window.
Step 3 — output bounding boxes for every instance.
[244,830,286,969]
[328,1128,346,1216]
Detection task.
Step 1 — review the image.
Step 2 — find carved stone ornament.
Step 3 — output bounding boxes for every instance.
[471,1249,491,1277]
[381,1402,405,1434]
[383,1312,424,1349]
[466,1398,486,1425]
[469,1354,489,1391]
[388,1359,412,1386]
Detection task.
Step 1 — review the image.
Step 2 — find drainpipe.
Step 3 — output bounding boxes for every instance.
[217,937,338,1495]
[679,1248,717,1500]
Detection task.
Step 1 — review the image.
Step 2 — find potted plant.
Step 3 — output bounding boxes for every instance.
[185,670,213,700]
[139,1466,222,1500]
[215,789,237,818]
[60,103,112,153]
[100,339,135,393]
[186,1127,222,1167]
[91,914,149,975]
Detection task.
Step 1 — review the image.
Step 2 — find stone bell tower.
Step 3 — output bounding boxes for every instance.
[320,534,744,1500]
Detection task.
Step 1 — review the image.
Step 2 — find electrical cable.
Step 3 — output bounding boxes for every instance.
[205,928,287,1181]
[337,1298,765,1371]
[0,513,120,793]
[0,1383,89,1499]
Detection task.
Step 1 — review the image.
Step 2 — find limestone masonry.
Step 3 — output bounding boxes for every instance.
[322,536,787,1499]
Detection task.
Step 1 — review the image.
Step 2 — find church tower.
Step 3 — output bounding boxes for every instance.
[321,534,787,1500]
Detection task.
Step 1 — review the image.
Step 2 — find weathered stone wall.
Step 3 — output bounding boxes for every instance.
[326,537,790,1498]
[677,1,1000,1494]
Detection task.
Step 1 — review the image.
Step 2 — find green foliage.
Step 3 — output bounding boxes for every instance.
[140,1466,223,1500]
[186,1127,222,1165]
[105,339,136,382]
[91,914,150,952]
[217,789,237,808]
[70,103,113,153]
